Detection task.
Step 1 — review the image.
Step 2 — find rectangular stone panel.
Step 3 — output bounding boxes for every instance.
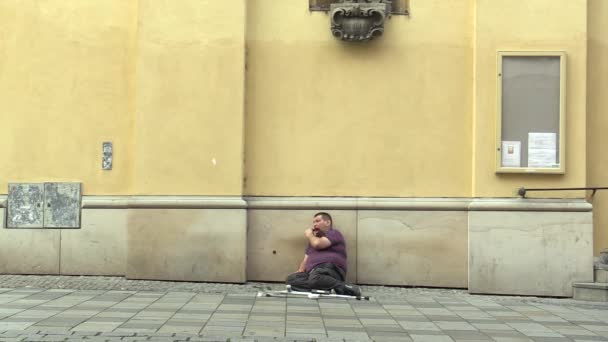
[247,210,357,283]
[469,211,593,297]
[0,208,60,274]
[127,209,246,283]
[43,183,81,228]
[6,183,44,228]
[60,209,127,276]
[357,210,468,288]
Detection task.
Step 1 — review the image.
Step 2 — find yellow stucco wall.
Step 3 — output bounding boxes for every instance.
[0,1,246,196]
[244,0,474,197]
[134,0,246,195]
[0,1,137,194]
[587,0,608,255]
[472,0,588,198]
[0,0,597,201]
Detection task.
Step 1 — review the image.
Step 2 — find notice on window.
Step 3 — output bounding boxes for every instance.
[502,141,521,167]
[528,132,558,168]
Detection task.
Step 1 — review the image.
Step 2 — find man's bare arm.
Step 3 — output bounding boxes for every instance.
[297,255,308,272]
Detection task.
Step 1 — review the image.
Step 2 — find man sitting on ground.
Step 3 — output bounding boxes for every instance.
[286,212,361,297]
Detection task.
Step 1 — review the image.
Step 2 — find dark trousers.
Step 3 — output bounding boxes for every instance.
[286,263,346,292]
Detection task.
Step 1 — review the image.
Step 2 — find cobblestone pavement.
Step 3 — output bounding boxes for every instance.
[0,275,607,342]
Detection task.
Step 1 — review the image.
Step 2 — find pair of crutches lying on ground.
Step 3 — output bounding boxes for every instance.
[257,285,371,300]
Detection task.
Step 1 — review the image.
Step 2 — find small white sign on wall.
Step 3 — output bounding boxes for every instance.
[501,141,521,167]
[528,132,558,168]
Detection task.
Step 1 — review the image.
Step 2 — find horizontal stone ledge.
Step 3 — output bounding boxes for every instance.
[245,196,357,209]
[0,195,590,212]
[245,197,471,210]
[468,198,592,212]
[82,196,247,209]
[358,198,471,210]
[3,196,469,210]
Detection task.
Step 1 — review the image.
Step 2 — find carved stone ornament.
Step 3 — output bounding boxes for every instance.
[330,0,391,42]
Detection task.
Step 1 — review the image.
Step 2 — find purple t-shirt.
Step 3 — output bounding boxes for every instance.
[305,228,347,273]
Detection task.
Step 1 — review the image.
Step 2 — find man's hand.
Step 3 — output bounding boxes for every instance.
[297,254,308,273]
[306,227,325,238]
[305,228,331,250]
[305,228,314,238]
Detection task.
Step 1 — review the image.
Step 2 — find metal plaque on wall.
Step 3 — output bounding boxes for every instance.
[102,141,113,170]
[6,183,44,228]
[43,183,81,228]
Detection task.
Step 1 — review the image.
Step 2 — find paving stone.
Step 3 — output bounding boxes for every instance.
[285,333,326,340]
[427,316,465,322]
[205,321,247,327]
[364,326,405,334]
[582,326,608,333]
[243,332,285,338]
[444,330,492,340]
[398,321,439,331]
[434,322,477,331]
[480,329,531,338]
[392,316,429,322]
[17,334,49,341]
[72,323,121,332]
[188,337,228,342]
[551,328,599,336]
[365,330,409,337]
[327,331,370,339]
[66,331,100,336]
[202,331,243,338]
[520,331,566,338]
[410,334,454,342]
[98,331,135,337]
[247,323,285,330]
[369,336,413,342]
[33,327,72,334]
[113,328,158,334]
[158,327,201,335]
[249,315,285,322]
[163,320,205,326]
[571,337,608,341]
[285,328,326,334]
[507,323,555,333]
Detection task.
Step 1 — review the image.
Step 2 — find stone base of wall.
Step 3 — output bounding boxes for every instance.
[0,197,248,283]
[469,200,593,297]
[0,196,594,296]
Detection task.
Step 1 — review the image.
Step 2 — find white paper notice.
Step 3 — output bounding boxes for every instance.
[502,141,521,167]
[528,132,558,168]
